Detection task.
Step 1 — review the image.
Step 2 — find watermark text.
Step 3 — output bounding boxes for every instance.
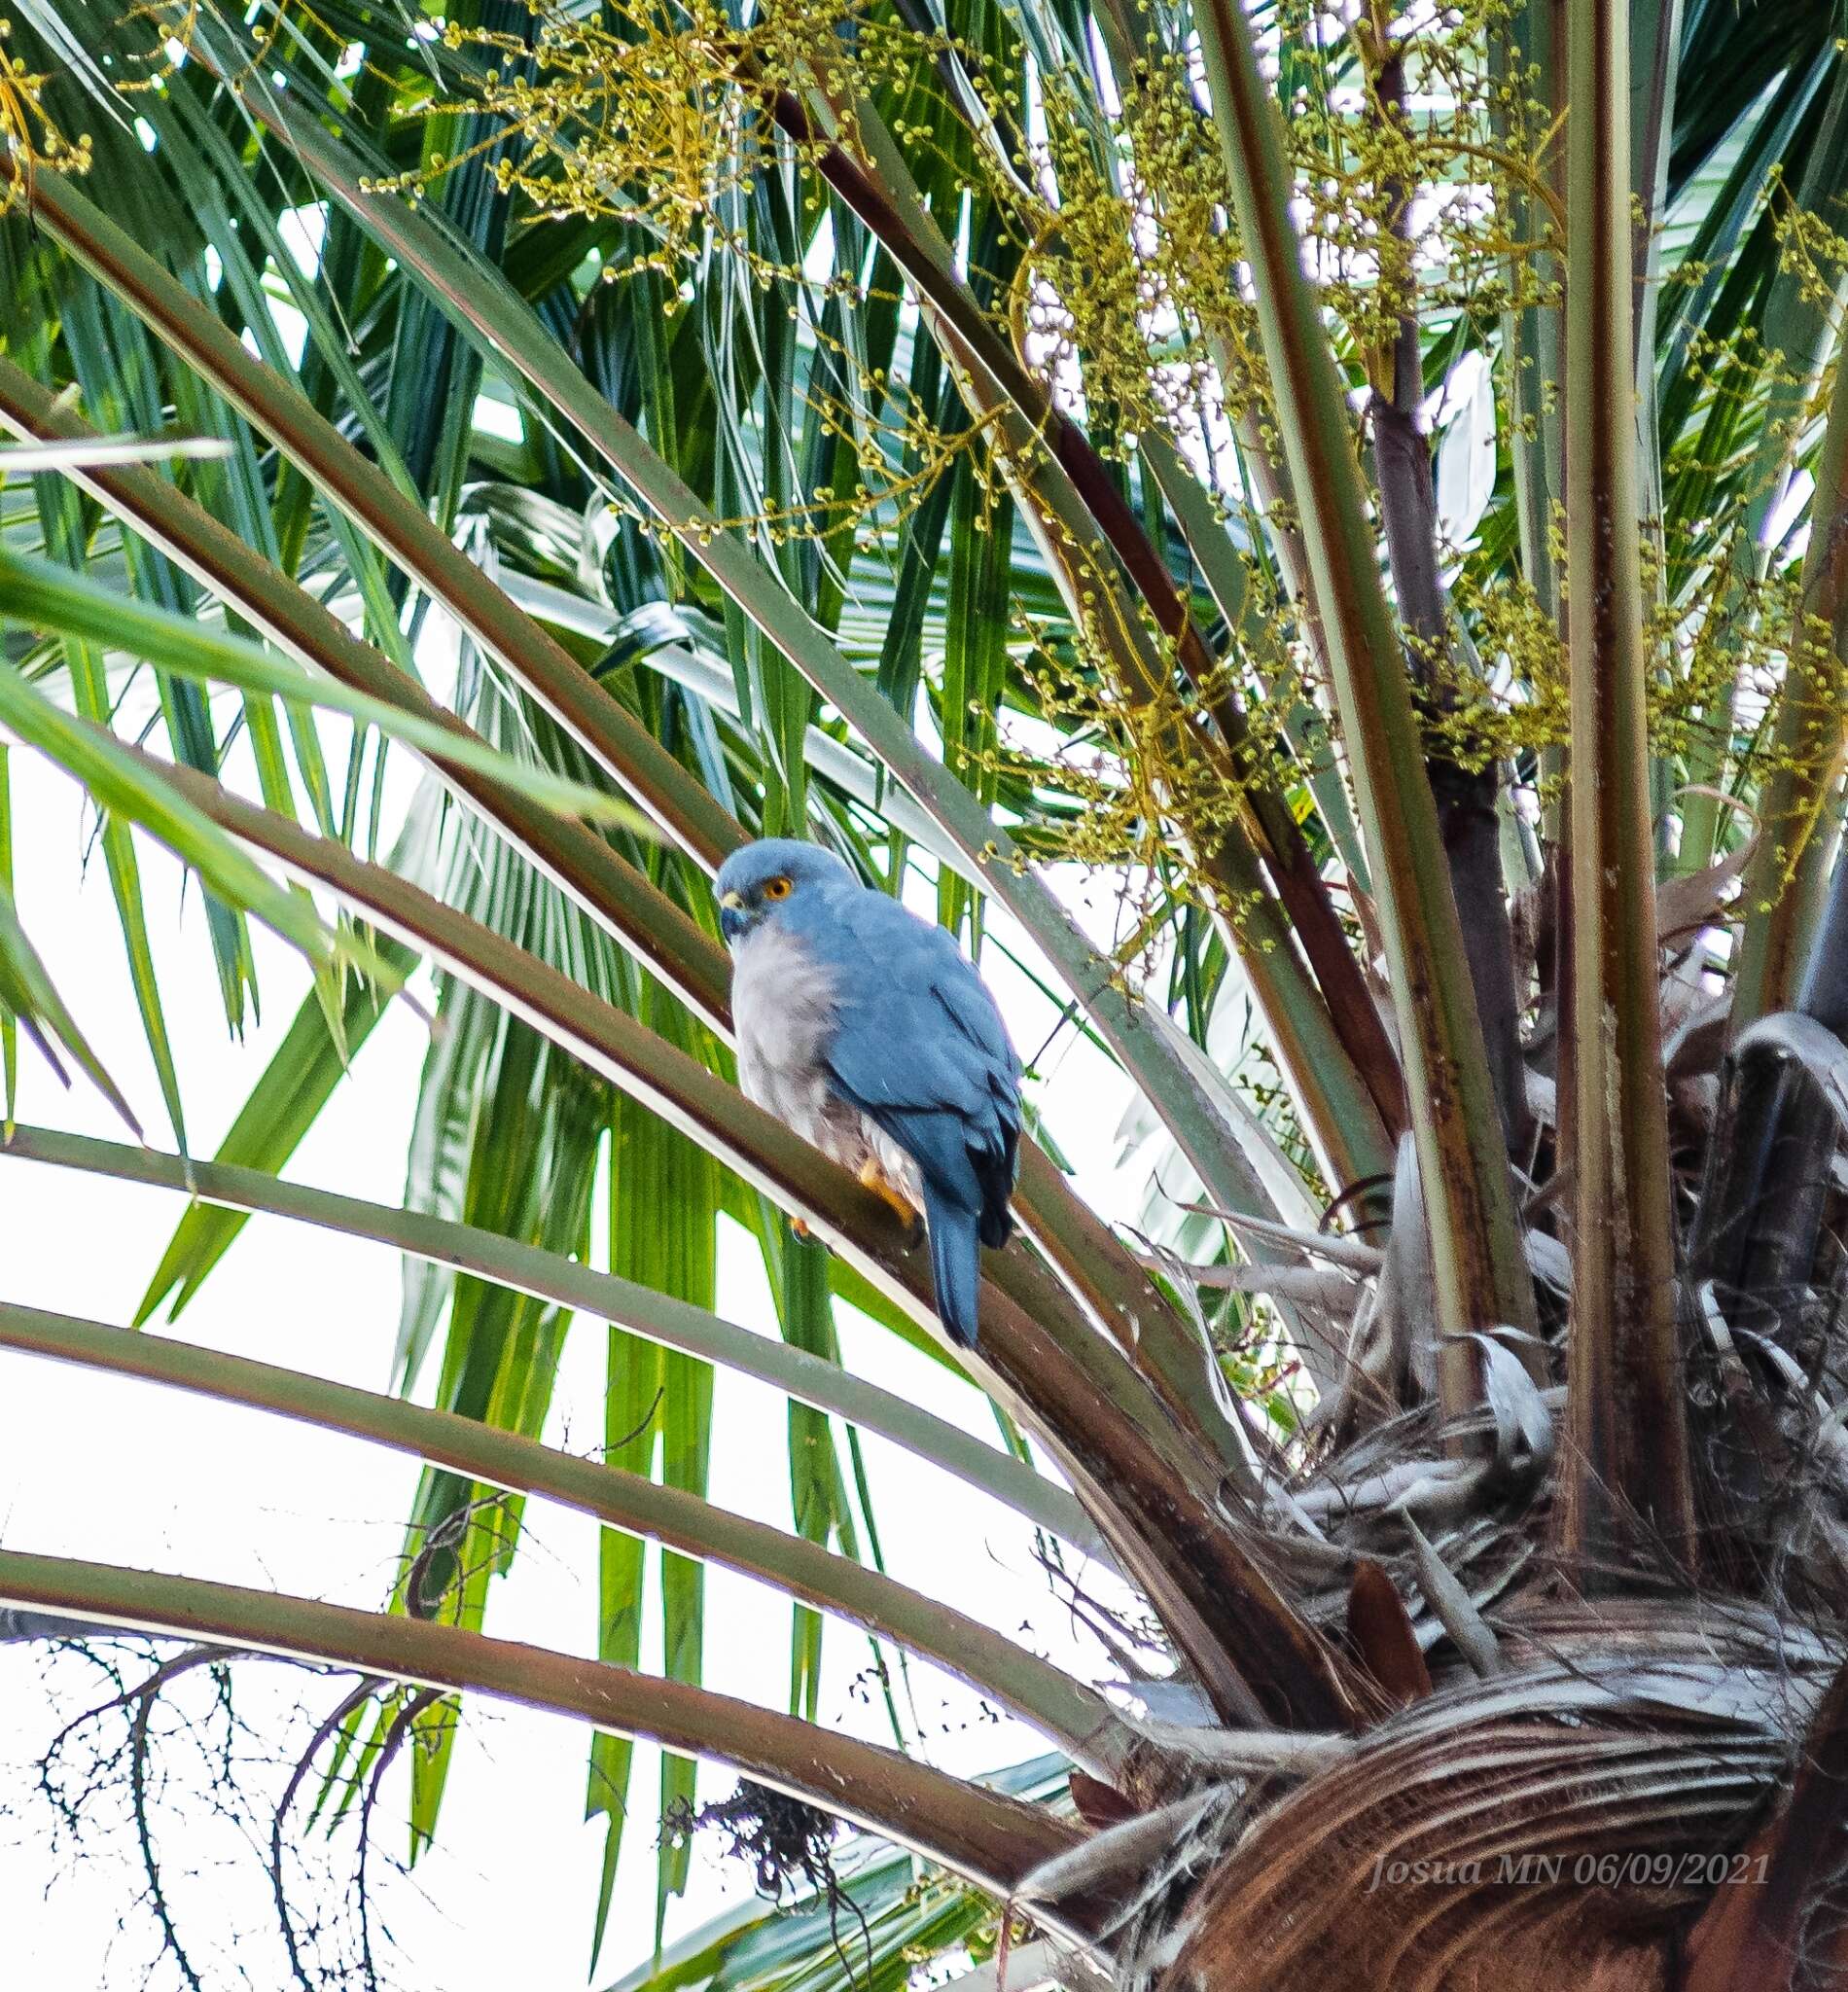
[1362,1851,1769,1894]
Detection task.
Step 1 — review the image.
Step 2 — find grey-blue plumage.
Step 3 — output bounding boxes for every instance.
[715,839,1021,1347]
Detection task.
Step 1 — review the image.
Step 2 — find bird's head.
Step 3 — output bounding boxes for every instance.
[715,839,853,945]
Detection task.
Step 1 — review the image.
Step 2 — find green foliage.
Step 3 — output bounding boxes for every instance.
[3,0,1848,1977]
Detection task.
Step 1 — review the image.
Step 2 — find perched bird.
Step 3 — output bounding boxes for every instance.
[716,838,1021,1348]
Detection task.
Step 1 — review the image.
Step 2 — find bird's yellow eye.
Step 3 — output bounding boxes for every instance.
[762,875,793,901]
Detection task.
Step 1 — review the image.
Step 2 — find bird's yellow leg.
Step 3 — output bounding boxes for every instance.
[859,1157,921,1227]
[789,1168,915,1242]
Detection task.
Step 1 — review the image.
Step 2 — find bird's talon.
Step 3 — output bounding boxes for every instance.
[791,1216,812,1241]
[858,1157,922,1232]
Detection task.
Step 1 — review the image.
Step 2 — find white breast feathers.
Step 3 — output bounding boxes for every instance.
[730,922,842,1146]
[729,921,923,1207]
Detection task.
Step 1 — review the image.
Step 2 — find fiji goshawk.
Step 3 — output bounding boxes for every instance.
[715,839,1021,1348]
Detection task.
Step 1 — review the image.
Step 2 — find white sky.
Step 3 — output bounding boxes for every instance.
[0,712,1155,1990]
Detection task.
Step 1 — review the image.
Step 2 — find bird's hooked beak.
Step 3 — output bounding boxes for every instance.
[719,888,747,944]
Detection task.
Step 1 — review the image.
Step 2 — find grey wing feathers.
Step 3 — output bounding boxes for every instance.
[813,890,1021,1249]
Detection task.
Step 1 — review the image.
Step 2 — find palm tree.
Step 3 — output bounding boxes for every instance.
[1,0,1847,1982]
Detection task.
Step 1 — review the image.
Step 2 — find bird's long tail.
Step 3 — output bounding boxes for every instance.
[925,1196,982,1349]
